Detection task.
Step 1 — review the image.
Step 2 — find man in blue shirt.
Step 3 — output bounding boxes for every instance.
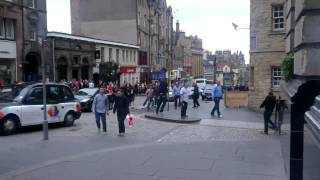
[92,88,109,133]
[173,82,181,109]
[211,82,223,118]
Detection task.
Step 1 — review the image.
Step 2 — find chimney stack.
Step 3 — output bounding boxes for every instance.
[176,20,180,33]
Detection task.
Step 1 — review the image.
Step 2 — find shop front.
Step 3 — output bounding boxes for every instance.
[0,40,17,85]
[120,66,139,85]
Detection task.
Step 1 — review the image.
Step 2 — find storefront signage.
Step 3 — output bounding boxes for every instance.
[0,41,16,59]
[152,71,166,81]
[120,67,136,73]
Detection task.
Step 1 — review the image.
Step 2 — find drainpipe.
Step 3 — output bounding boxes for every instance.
[52,38,55,82]
[20,0,25,82]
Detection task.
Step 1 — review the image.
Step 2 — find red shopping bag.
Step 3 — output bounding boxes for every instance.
[127,114,135,127]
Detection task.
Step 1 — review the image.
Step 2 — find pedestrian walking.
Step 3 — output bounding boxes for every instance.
[156,79,168,114]
[91,88,109,133]
[192,83,200,108]
[211,82,223,118]
[173,82,181,109]
[180,83,190,119]
[143,85,154,111]
[260,91,277,134]
[113,89,130,137]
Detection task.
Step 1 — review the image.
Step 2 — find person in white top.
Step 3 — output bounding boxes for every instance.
[180,83,190,118]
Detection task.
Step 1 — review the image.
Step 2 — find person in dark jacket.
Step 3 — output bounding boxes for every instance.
[192,83,200,108]
[113,89,130,136]
[156,79,168,114]
[260,91,277,134]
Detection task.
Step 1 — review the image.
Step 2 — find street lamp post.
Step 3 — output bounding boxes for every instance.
[39,36,48,140]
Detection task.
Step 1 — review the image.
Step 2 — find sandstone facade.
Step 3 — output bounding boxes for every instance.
[249,0,286,110]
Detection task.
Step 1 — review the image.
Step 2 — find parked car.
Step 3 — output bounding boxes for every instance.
[0,83,81,135]
[75,88,99,111]
[201,84,215,101]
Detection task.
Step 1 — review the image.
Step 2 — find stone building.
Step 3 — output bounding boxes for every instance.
[70,0,173,83]
[203,51,214,81]
[0,0,47,85]
[46,32,96,82]
[96,43,139,85]
[249,0,286,110]
[172,21,203,78]
[283,0,320,179]
[190,36,203,78]
[46,32,140,85]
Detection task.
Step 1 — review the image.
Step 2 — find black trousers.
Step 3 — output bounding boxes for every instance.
[156,95,167,113]
[193,96,200,107]
[181,101,188,117]
[174,95,181,109]
[117,113,126,133]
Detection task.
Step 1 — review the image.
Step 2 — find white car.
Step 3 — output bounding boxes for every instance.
[0,83,82,135]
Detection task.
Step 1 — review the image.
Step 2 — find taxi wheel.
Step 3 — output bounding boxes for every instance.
[64,113,75,127]
[0,118,19,136]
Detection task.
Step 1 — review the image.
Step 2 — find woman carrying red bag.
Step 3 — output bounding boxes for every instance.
[113,89,130,137]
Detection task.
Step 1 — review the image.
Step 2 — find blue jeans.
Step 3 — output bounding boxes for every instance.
[95,112,107,132]
[211,97,221,116]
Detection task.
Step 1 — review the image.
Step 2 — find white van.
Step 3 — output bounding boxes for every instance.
[195,79,213,90]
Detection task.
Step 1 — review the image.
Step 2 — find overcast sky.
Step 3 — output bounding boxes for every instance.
[47,0,250,63]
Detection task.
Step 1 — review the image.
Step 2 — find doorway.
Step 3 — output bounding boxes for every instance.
[24,52,40,82]
[72,69,79,80]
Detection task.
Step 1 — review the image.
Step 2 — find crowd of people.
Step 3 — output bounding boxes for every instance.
[141,79,224,119]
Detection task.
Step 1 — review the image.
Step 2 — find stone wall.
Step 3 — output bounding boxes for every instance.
[249,52,286,110]
[70,0,138,45]
[249,0,286,110]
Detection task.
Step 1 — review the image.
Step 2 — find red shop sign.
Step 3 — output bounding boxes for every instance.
[120,67,136,73]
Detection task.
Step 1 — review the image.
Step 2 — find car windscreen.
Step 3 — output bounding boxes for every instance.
[77,88,97,96]
[196,80,205,83]
[0,86,29,102]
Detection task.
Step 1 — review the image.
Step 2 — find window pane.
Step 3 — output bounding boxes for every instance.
[27,0,35,8]
[47,86,61,103]
[0,18,4,38]
[62,87,74,101]
[5,19,15,39]
[28,88,43,104]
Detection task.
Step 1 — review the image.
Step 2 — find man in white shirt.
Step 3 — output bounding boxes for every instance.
[180,83,190,118]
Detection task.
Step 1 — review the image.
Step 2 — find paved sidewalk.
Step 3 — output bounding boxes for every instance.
[3,140,286,180]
